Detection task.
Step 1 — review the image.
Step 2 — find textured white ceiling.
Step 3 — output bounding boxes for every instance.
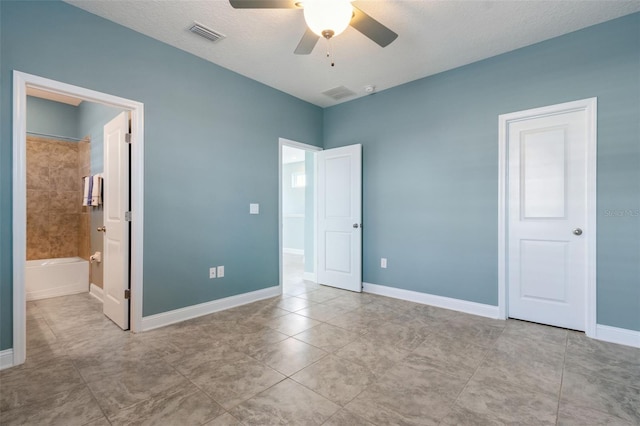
[65,0,640,107]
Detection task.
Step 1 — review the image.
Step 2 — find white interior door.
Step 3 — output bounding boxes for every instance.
[507,106,591,331]
[317,144,362,292]
[103,111,130,330]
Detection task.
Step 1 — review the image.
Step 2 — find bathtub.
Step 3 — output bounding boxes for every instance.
[25,257,89,301]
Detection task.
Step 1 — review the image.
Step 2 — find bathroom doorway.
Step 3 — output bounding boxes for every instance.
[11,71,145,368]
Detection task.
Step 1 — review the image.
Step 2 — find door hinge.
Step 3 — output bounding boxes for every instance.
[125,211,132,222]
[124,289,131,299]
[125,133,132,144]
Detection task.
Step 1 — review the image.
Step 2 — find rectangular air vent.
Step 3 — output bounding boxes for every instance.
[189,22,226,43]
[322,86,356,101]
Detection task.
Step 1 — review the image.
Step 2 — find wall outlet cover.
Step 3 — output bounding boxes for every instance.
[250,203,259,214]
[209,267,216,279]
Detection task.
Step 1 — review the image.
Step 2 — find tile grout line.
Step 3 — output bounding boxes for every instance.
[554,331,570,425]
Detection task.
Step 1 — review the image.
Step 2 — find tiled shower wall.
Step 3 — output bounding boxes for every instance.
[26,136,91,261]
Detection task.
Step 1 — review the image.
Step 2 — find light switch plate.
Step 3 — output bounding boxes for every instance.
[381,258,387,268]
[217,265,224,278]
[209,267,216,279]
[250,203,259,214]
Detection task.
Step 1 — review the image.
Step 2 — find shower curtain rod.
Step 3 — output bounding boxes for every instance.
[26,131,86,142]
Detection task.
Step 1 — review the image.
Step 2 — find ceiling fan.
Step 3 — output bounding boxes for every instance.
[228,0,398,55]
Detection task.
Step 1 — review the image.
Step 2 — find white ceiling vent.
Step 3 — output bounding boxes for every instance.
[189,22,226,43]
[322,86,356,101]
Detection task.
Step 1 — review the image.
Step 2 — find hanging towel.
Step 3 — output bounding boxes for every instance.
[82,176,91,206]
[91,175,102,206]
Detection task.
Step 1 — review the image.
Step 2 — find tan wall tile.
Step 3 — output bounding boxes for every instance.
[50,191,80,214]
[26,213,50,260]
[26,136,91,266]
[27,190,49,214]
[50,166,80,191]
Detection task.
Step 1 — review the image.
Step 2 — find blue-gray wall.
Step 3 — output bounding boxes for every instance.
[26,96,79,140]
[324,13,640,332]
[77,101,122,174]
[0,0,323,350]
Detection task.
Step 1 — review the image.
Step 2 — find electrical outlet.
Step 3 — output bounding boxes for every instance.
[217,265,224,278]
[209,267,216,279]
[381,258,387,268]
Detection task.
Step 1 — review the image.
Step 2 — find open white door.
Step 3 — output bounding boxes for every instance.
[103,111,130,329]
[317,144,362,292]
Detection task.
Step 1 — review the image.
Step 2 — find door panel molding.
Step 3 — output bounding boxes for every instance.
[498,98,597,337]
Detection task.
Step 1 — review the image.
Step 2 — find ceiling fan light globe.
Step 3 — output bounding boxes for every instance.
[303,0,352,38]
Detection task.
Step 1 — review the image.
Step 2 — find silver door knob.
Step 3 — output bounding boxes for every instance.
[573,228,583,236]
[97,226,106,232]
[353,224,359,228]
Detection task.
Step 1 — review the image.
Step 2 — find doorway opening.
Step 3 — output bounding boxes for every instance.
[279,139,321,295]
[12,71,145,368]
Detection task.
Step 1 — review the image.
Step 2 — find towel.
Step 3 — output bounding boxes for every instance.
[82,176,91,206]
[91,175,102,206]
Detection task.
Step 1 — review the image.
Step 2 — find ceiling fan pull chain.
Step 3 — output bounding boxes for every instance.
[326,38,335,67]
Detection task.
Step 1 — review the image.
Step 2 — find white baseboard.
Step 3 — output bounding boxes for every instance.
[283,248,304,256]
[303,272,316,283]
[595,324,640,348]
[362,283,640,348]
[141,286,281,332]
[89,283,104,303]
[0,349,14,370]
[363,282,501,320]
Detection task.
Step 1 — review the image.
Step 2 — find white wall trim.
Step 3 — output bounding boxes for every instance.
[595,324,640,349]
[0,349,14,371]
[278,138,321,295]
[303,272,317,283]
[141,286,281,332]
[363,282,501,319]
[283,248,304,256]
[12,71,144,367]
[89,283,104,303]
[497,97,597,336]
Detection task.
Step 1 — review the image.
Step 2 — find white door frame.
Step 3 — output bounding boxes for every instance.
[278,138,321,293]
[12,70,145,366]
[498,97,597,337]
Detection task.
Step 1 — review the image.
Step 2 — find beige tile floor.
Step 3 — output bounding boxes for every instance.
[1,254,639,425]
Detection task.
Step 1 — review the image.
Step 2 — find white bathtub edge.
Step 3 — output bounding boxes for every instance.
[90,283,104,303]
[26,284,88,301]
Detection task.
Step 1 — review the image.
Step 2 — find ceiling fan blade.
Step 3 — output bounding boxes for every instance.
[294,28,319,55]
[229,0,297,9]
[350,5,398,47]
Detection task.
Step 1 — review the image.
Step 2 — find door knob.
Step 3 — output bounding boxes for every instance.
[97,226,106,232]
[353,223,361,229]
[573,228,583,236]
